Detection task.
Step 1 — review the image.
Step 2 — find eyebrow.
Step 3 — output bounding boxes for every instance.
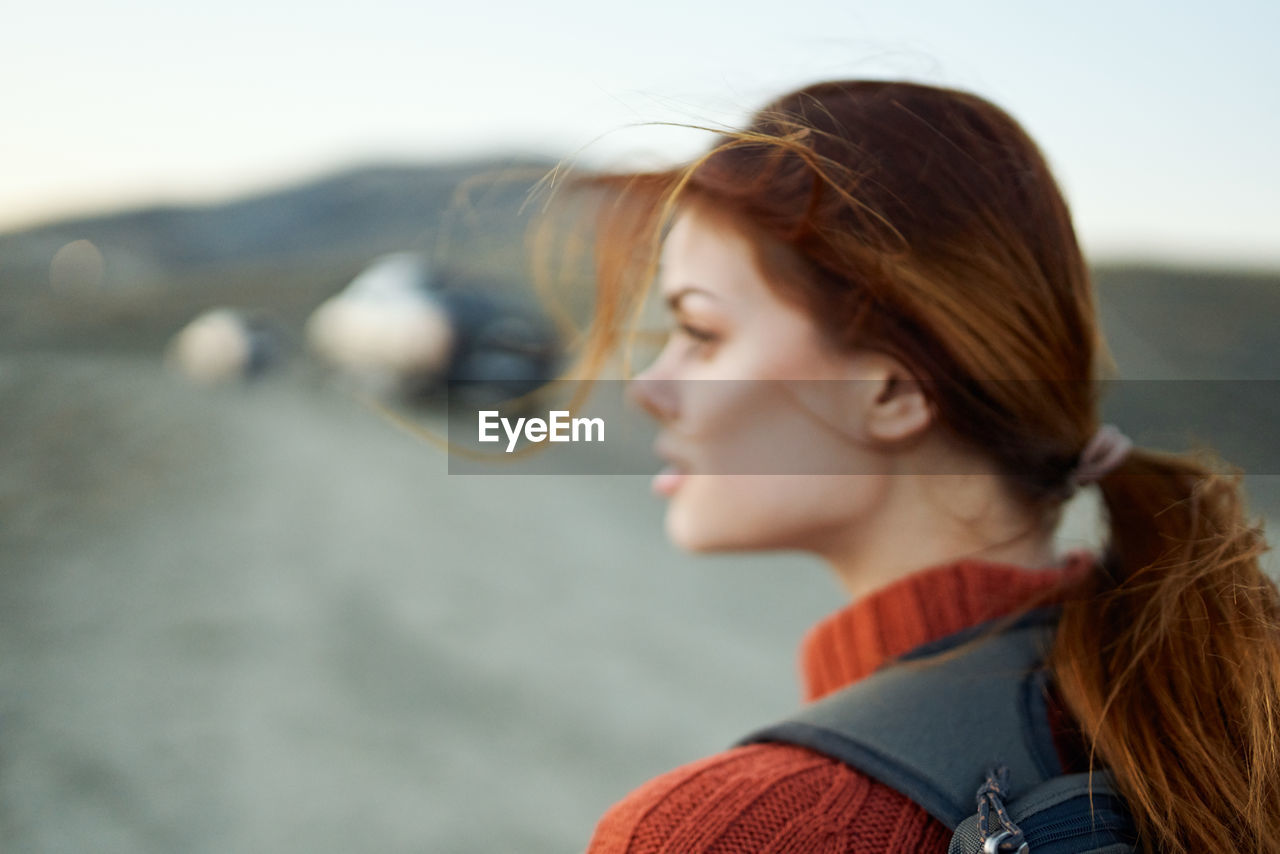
[663,285,718,312]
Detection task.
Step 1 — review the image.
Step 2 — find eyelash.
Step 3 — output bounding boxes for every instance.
[673,323,717,345]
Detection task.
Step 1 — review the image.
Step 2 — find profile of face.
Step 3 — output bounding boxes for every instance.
[629,202,934,558]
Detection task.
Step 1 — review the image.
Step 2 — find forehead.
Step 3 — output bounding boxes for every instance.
[658,205,773,305]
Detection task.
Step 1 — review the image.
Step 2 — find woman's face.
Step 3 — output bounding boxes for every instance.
[631,203,909,554]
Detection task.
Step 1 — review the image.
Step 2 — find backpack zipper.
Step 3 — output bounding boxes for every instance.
[1026,806,1133,846]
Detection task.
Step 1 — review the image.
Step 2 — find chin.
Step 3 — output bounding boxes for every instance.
[664,512,722,552]
[663,491,775,553]
[664,496,718,552]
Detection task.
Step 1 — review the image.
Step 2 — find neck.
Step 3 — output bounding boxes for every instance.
[813,473,1059,602]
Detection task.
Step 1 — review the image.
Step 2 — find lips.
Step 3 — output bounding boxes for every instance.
[652,439,691,498]
[652,464,688,497]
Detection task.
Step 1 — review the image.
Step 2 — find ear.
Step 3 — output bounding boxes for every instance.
[845,351,933,444]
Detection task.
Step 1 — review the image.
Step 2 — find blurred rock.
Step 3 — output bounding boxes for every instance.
[166,308,281,384]
[305,252,560,404]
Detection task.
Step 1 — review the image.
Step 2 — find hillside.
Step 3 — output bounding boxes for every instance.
[0,157,562,353]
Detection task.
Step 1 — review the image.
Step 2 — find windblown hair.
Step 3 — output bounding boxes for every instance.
[531,79,1280,852]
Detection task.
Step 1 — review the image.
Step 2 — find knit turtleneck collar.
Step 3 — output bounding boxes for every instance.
[799,550,1095,702]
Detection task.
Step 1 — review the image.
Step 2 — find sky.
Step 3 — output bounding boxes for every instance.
[3,0,1278,268]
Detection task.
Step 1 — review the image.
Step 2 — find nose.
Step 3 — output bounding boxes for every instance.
[629,360,679,423]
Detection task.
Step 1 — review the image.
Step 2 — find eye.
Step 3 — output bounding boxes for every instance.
[675,323,718,345]
[667,322,720,357]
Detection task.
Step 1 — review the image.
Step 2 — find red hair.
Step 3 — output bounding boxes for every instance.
[531,79,1280,851]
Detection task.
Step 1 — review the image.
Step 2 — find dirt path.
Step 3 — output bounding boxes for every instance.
[0,354,842,853]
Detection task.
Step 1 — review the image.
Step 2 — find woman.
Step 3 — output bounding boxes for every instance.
[537,80,1279,852]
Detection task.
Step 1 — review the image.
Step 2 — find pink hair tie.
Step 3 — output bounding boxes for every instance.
[1070,424,1133,486]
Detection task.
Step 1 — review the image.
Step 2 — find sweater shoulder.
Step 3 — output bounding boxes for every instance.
[585,743,951,854]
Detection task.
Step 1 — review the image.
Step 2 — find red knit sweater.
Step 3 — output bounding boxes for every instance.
[585,552,1096,854]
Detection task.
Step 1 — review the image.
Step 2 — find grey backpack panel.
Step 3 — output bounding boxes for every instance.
[737,607,1139,852]
[739,610,1060,827]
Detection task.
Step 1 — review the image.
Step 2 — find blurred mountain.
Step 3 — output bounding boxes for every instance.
[0,158,559,279]
[0,157,1276,383]
[1094,264,1280,381]
[0,157,563,353]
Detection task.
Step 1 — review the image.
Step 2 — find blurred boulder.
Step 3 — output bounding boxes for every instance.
[305,252,560,404]
[305,253,454,398]
[166,308,281,384]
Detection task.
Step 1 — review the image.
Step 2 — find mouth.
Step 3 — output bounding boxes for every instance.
[652,440,691,498]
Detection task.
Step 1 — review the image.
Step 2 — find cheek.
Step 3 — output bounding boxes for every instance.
[682,381,875,477]
[679,382,816,470]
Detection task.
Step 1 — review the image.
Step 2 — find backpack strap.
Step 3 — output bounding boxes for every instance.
[736,607,1067,829]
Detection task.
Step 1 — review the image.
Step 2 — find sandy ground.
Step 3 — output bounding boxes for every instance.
[0,353,849,853]
[1,353,1275,853]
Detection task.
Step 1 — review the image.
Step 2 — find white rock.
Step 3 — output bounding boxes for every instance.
[166,308,255,384]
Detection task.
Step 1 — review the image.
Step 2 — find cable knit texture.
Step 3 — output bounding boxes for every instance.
[585,551,1096,854]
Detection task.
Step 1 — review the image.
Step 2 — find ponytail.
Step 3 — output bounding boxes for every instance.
[1050,447,1280,852]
